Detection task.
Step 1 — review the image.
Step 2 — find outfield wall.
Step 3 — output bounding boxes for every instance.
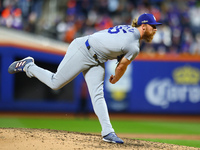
[0,27,200,114]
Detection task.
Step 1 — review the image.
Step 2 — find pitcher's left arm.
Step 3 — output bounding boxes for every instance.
[109,56,132,84]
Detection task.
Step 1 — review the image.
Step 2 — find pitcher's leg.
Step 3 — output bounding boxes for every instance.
[26,44,87,90]
[26,63,67,90]
[83,64,114,136]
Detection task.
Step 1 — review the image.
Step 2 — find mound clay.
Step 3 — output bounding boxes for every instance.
[0,128,199,150]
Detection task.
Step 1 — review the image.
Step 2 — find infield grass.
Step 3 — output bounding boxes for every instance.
[0,117,200,148]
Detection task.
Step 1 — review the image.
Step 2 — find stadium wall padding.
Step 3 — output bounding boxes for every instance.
[1,45,200,114]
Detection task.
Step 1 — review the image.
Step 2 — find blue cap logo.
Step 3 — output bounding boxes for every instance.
[138,13,162,25]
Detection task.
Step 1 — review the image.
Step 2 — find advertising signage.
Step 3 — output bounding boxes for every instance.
[105,59,200,114]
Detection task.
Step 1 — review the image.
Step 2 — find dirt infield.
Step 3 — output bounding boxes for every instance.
[0,128,199,150]
[0,113,200,149]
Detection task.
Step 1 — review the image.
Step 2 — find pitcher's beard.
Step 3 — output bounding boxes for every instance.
[143,31,155,43]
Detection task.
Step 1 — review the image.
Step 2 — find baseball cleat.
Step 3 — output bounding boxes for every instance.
[103,132,124,144]
[8,56,34,74]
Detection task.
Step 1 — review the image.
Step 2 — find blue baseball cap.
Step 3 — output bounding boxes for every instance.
[137,13,162,25]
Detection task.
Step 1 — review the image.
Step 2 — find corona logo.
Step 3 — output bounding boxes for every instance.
[173,66,200,84]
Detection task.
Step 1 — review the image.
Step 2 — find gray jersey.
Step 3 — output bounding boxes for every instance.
[88,25,140,62]
[23,25,141,137]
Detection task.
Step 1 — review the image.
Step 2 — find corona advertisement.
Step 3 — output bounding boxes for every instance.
[145,65,200,109]
[128,61,200,114]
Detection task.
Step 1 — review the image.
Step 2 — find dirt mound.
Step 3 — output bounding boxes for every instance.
[0,128,198,150]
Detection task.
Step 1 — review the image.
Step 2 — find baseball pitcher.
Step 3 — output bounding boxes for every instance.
[8,13,161,144]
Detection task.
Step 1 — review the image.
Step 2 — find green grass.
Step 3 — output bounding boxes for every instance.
[0,117,102,133]
[140,139,200,148]
[112,120,200,134]
[0,117,200,148]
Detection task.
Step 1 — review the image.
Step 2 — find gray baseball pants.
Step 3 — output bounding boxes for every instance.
[25,36,114,136]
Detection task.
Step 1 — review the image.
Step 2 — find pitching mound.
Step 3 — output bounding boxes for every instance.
[0,128,198,150]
